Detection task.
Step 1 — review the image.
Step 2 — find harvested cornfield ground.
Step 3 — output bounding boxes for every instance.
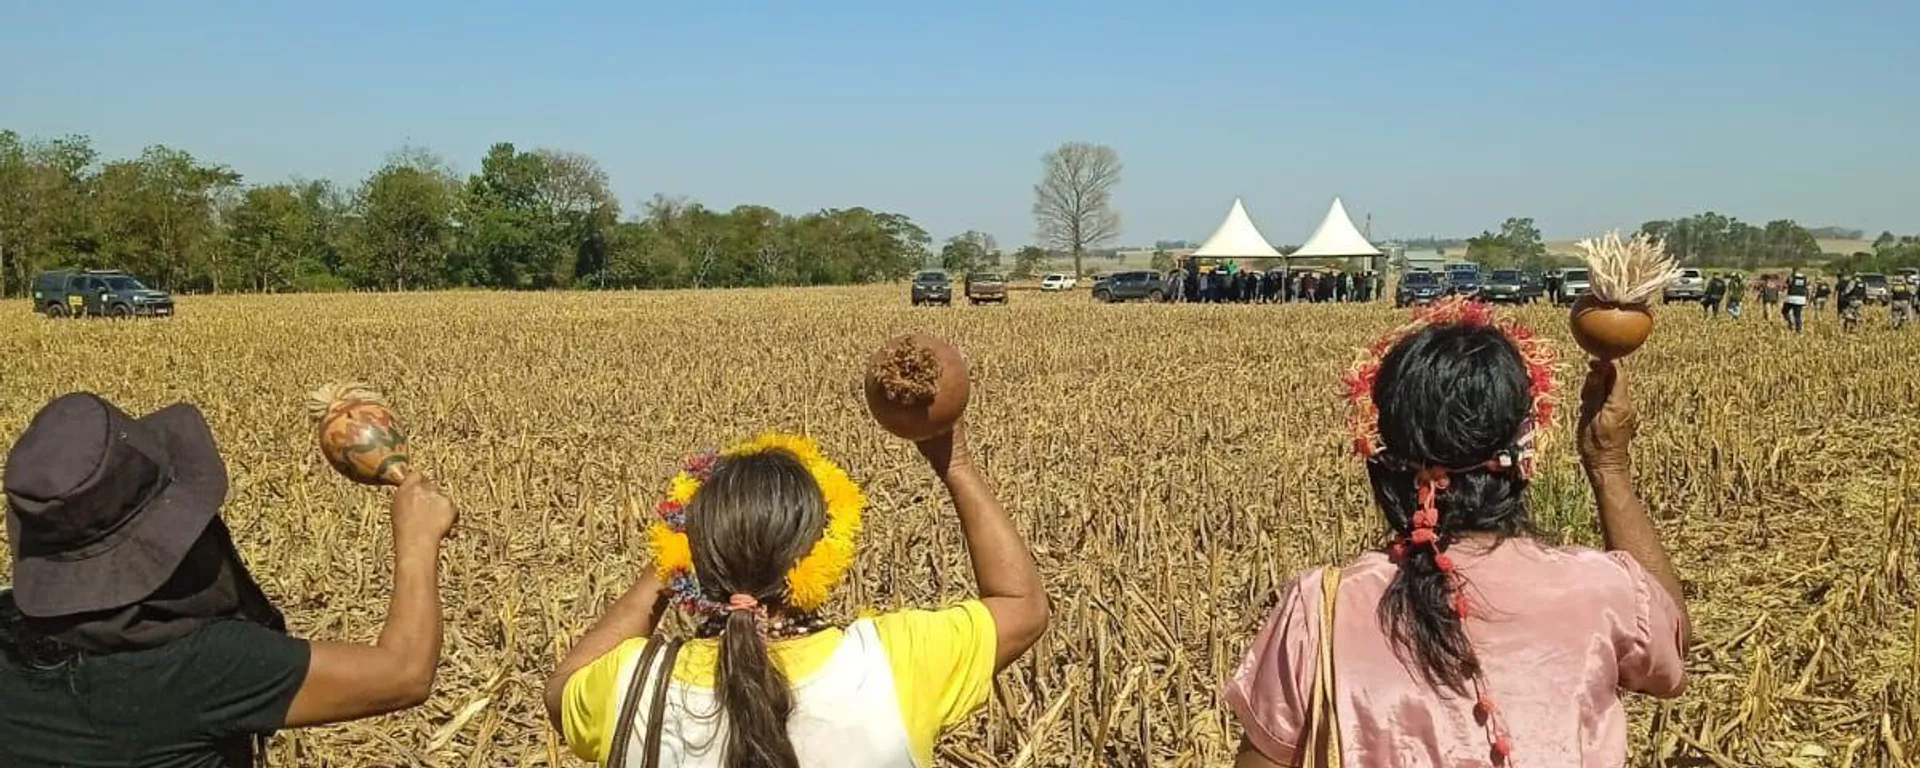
[2,288,1916,767]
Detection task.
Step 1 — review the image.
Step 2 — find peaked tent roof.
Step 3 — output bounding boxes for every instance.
[1289,196,1382,257]
[1190,198,1283,259]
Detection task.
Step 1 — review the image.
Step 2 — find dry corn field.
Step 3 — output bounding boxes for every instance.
[2,287,1917,767]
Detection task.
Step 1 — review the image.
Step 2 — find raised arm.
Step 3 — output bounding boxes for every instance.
[283,473,457,727]
[1577,361,1691,655]
[915,424,1049,670]
[542,572,670,731]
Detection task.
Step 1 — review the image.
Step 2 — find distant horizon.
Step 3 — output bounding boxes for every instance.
[4,2,1915,247]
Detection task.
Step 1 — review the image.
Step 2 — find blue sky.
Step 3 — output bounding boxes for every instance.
[3,1,1915,247]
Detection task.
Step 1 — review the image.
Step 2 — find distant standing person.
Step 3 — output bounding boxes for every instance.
[1726,273,1748,319]
[1759,275,1782,322]
[1891,273,1914,329]
[1838,273,1867,332]
[1782,269,1810,333]
[1813,279,1832,315]
[1702,274,1727,317]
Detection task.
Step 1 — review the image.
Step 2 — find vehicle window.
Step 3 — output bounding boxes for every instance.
[1564,270,1591,281]
[105,277,144,291]
[1404,273,1437,285]
[66,277,86,293]
[1490,270,1520,281]
[91,278,110,292]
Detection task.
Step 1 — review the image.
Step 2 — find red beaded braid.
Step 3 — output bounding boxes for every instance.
[1345,297,1556,767]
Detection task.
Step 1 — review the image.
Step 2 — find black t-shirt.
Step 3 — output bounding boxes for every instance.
[1786,274,1809,297]
[0,604,311,768]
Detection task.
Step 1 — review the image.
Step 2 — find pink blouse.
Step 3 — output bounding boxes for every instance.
[1223,538,1686,767]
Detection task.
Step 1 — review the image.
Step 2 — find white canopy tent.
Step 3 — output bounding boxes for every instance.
[1289,196,1382,265]
[1190,198,1283,260]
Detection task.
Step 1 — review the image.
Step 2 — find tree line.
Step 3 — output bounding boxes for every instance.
[1459,212,1912,272]
[0,131,936,296]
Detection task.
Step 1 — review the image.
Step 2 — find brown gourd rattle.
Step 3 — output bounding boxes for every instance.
[1569,230,1684,360]
[306,383,414,485]
[864,333,970,441]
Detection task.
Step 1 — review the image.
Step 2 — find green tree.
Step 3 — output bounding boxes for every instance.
[1149,249,1174,272]
[940,233,990,273]
[1463,230,1512,267]
[1010,246,1048,278]
[1499,217,1545,266]
[347,153,458,290]
[1032,142,1122,279]
[90,146,241,291]
[227,184,308,292]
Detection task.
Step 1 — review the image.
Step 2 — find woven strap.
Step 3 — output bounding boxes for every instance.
[605,640,665,768]
[1302,566,1344,768]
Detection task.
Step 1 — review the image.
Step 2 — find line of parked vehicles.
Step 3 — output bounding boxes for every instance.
[909,269,1157,305]
[1395,263,1592,308]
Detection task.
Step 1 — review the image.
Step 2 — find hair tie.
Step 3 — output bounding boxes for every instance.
[727,593,762,614]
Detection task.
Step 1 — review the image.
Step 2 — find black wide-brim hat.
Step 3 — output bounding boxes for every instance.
[5,393,228,617]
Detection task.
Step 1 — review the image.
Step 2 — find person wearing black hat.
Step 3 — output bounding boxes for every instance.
[0,392,459,767]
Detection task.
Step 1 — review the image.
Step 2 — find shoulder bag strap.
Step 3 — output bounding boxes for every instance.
[605,639,665,768]
[1302,566,1343,768]
[641,638,685,768]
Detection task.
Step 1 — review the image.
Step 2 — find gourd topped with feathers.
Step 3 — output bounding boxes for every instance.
[1569,231,1683,360]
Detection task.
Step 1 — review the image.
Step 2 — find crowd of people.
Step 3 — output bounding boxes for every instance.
[1699,269,1918,333]
[1164,258,1386,304]
[3,298,1690,767]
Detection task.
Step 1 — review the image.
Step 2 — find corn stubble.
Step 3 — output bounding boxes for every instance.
[0,288,1914,766]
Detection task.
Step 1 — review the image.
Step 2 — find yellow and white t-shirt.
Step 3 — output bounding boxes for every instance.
[563,601,997,768]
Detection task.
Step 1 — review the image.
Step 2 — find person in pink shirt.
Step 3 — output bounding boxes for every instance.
[1225,299,1690,767]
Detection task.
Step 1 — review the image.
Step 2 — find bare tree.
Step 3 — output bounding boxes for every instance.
[1032,142,1122,278]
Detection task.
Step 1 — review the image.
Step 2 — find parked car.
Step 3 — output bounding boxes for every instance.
[1395,271,1447,308]
[910,270,952,306]
[32,269,174,318]
[1092,270,1165,302]
[1860,273,1890,305]
[1663,268,1706,304]
[1444,263,1484,297]
[1553,268,1593,305]
[1040,273,1077,291]
[965,272,1008,305]
[1481,269,1541,304]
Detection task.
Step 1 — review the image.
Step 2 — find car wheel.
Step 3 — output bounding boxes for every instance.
[1148,290,1163,302]
[110,303,134,319]
[1094,291,1111,302]
[45,303,68,318]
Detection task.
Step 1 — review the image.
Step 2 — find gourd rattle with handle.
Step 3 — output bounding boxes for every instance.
[307,383,414,486]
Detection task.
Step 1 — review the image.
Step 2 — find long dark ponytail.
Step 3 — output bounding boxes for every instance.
[1368,324,1534,696]
[684,450,826,768]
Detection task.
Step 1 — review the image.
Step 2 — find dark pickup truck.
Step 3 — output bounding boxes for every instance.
[1092,270,1165,302]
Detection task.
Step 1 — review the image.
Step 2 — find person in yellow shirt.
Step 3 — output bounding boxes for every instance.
[542,425,1048,768]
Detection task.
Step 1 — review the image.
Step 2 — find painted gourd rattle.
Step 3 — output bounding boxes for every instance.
[306,383,413,486]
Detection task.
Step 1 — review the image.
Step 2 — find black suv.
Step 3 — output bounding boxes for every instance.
[910,270,952,306]
[1481,269,1541,304]
[1092,270,1165,302]
[1395,271,1446,308]
[33,270,174,318]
